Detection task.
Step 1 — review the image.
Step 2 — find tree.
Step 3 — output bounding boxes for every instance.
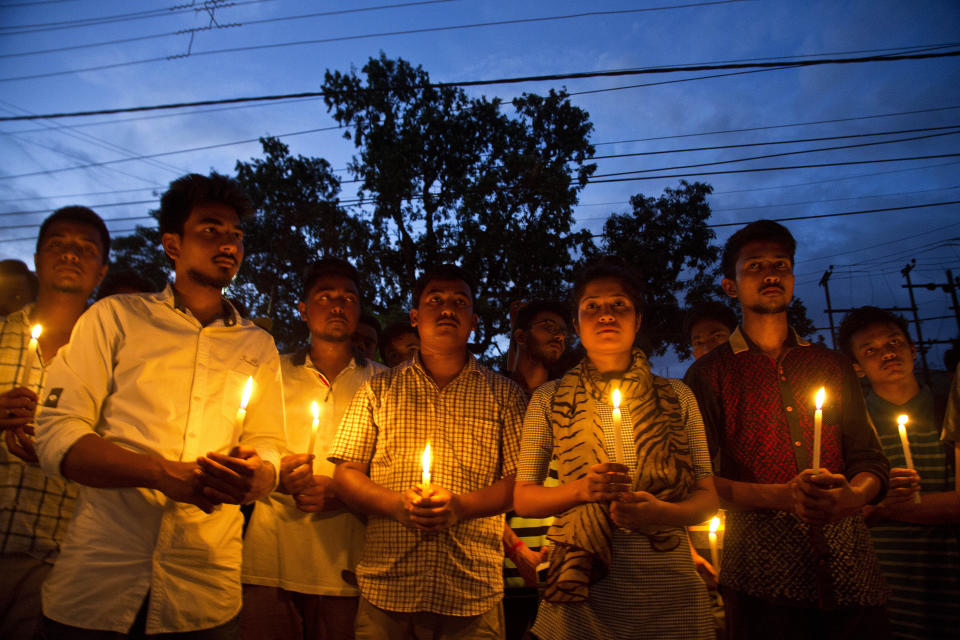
[322,54,596,358]
[111,137,363,352]
[593,181,721,357]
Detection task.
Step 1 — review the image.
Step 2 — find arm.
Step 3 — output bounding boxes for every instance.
[611,476,718,529]
[715,477,794,511]
[61,433,215,512]
[794,470,882,525]
[515,464,631,517]
[866,456,960,525]
[838,361,890,499]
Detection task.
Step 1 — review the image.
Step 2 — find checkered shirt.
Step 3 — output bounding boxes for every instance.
[328,352,525,616]
[0,304,76,562]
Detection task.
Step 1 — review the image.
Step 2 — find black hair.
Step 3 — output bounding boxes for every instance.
[683,300,738,342]
[158,173,254,237]
[95,270,157,301]
[0,259,38,300]
[379,321,418,359]
[571,256,644,315]
[838,305,913,361]
[37,206,111,263]
[515,299,570,332]
[301,257,361,300]
[357,312,381,336]
[412,264,476,307]
[721,219,796,280]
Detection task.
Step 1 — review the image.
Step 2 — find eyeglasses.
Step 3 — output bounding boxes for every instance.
[531,320,568,338]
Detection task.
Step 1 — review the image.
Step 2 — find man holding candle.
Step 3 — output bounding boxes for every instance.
[330,264,525,639]
[839,306,960,638]
[241,257,385,640]
[0,206,109,640]
[33,173,285,637]
[685,220,890,640]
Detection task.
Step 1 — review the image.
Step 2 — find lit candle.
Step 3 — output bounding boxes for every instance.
[611,388,626,464]
[811,387,825,471]
[18,324,42,388]
[235,376,253,430]
[306,400,320,457]
[897,414,922,504]
[708,515,721,571]
[421,442,432,488]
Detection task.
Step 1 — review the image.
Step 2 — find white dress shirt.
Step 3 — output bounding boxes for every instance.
[242,350,385,596]
[34,285,285,634]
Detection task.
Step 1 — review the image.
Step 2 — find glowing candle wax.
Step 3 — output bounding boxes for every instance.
[897,414,921,504]
[18,324,42,388]
[811,387,825,471]
[421,442,432,488]
[307,401,320,465]
[235,376,253,430]
[708,515,721,571]
[611,388,625,465]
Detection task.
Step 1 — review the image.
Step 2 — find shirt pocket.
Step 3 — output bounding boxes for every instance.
[441,414,501,492]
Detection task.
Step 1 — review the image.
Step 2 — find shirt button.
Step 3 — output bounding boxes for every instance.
[786,406,793,412]
[794,440,802,447]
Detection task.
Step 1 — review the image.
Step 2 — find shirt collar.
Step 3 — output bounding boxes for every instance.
[729,325,810,355]
[6,303,36,329]
[294,346,362,387]
[165,283,237,326]
[410,349,478,382]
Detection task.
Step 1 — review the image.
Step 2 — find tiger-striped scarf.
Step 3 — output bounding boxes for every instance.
[543,349,695,603]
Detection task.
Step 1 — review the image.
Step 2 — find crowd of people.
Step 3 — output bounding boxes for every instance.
[1,171,958,640]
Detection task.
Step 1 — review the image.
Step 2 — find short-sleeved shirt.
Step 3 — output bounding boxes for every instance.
[866,388,960,639]
[684,327,889,608]
[517,378,714,640]
[242,350,385,596]
[0,304,76,562]
[328,353,525,616]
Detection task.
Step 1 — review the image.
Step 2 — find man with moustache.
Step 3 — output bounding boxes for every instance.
[34,173,285,638]
[330,264,525,639]
[685,220,890,640]
[0,207,109,640]
[838,306,960,638]
[242,258,385,640]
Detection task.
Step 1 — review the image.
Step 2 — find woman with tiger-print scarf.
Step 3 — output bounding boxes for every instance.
[514,257,718,640]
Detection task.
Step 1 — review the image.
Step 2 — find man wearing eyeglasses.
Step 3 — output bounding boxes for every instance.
[507,301,569,397]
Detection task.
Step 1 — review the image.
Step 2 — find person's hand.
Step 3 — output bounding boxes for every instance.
[792,470,866,525]
[0,387,37,431]
[881,468,921,506]
[609,490,662,529]
[576,462,632,504]
[293,475,345,513]
[197,445,276,505]
[4,424,37,462]
[398,484,461,531]
[507,540,542,587]
[691,549,718,589]
[278,453,314,494]
[156,459,216,513]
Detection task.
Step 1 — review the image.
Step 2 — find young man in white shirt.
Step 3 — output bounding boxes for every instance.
[34,173,285,638]
[241,257,385,640]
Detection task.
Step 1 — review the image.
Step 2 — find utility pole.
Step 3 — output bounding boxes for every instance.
[946,269,960,334]
[819,266,837,349]
[901,260,932,386]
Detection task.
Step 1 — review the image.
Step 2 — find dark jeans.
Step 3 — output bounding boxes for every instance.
[721,586,891,640]
[36,596,239,640]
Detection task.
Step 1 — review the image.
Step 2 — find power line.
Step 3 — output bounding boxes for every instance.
[706,200,959,228]
[3,22,957,87]
[587,153,960,184]
[590,130,960,178]
[0,186,160,204]
[0,199,156,217]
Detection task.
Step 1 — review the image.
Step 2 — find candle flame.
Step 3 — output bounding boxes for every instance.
[30,324,42,340]
[312,401,320,421]
[709,516,720,534]
[897,414,908,427]
[815,387,825,410]
[612,388,621,410]
[239,376,254,410]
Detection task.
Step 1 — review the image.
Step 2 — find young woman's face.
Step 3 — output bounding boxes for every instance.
[575,277,641,358]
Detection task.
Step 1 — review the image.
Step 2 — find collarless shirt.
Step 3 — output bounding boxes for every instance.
[685,326,889,608]
[34,284,285,634]
[0,304,76,562]
[243,350,385,596]
[328,352,525,616]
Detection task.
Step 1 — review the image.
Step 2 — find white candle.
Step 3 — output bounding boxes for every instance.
[421,442,432,488]
[235,376,253,430]
[708,515,721,571]
[811,387,824,471]
[307,401,320,465]
[18,324,42,388]
[611,388,625,464]
[897,414,921,504]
